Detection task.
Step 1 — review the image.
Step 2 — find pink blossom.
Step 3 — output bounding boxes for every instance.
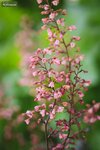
[84,80,91,87]
[42,18,49,24]
[32,71,38,77]
[62,85,70,90]
[25,110,33,118]
[40,109,45,117]
[73,36,80,41]
[52,57,60,65]
[59,133,67,139]
[25,118,30,125]
[52,0,59,6]
[49,12,57,19]
[54,90,62,99]
[62,102,69,107]
[44,48,52,55]
[68,25,77,31]
[50,112,55,119]
[49,81,54,88]
[34,106,40,112]
[56,72,65,82]
[41,25,47,30]
[65,74,70,83]
[42,58,48,63]
[57,18,64,26]
[57,106,64,113]
[60,33,64,38]
[62,125,69,131]
[75,55,84,63]
[37,0,43,4]
[61,57,67,65]
[44,4,49,10]
[47,28,53,38]
[78,91,84,98]
[36,48,43,54]
[70,42,76,48]
[54,39,60,46]
[34,94,41,101]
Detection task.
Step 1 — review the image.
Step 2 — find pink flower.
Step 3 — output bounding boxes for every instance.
[35,94,41,101]
[32,71,38,77]
[50,112,55,119]
[57,106,64,113]
[68,25,77,31]
[49,81,54,88]
[62,102,68,107]
[57,18,64,26]
[25,110,33,118]
[62,85,70,90]
[54,90,62,99]
[52,0,59,6]
[25,118,30,125]
[65,74,70,83]
[59,133,67,139]
[52,57,60,65]
[40,109,45,117]
[84,80,91,87]
[49,12,57,19]
[44,48,52,55]
[62,125,69,131]
[42,58,48,63]
[78,91,84,98]
[61,57,67,65]
[47,28,53,38]
[70,42,76,48]
[75,55,84,63]
[44,4,49,10]
[52,144,63,150]
[34,106,40,112]
[37,0,43,4]
[41,25,47,30]
[42,18,49,24]
[56,74,64,82]
[73,36,80,41]
[36,48,42,54]
[54,39,60,46]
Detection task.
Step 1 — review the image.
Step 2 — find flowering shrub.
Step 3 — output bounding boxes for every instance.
[24,0,100,149]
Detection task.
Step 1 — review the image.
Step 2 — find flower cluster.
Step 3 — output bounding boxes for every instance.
[24,0,99,149]
[16,15,36,87]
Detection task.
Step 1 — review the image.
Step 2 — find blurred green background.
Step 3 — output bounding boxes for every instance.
[0,0,100,150]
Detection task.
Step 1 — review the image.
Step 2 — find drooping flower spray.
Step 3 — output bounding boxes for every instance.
[24,0,100,149]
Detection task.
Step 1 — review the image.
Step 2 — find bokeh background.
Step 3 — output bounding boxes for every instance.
[0,0,100,150]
